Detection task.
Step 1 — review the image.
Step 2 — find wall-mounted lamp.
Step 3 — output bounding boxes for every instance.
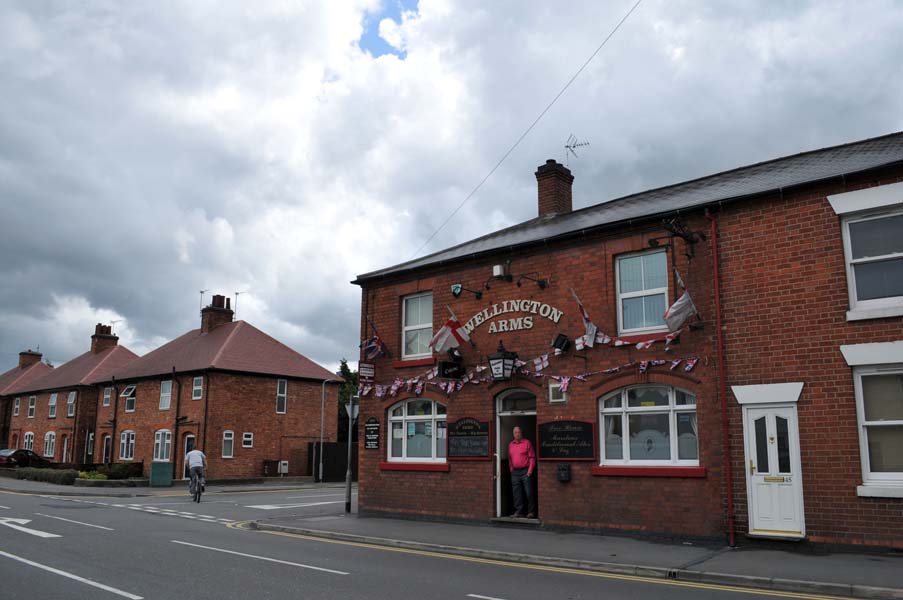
[451,283,483,300]
[488,341,518,381]
[447,347,463,362]
[516,274,547,289]
[551,333,571,353]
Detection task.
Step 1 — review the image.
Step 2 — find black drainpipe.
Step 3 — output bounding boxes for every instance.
[202,370,210,452]
[110,377,118,466]
[171,367,182,480]
[71,388,80,465]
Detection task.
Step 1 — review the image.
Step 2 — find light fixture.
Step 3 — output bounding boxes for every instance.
[552,334,570,353]
[450,283,483,300]
[516,273,547,289]
[447,347,463,362]
[489,341,518,381]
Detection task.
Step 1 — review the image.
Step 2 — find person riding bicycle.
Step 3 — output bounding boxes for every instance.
[185,447,207,493]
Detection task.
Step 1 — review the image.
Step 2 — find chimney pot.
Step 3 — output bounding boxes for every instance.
[91,323,119,354]
[535,159,574,217]
[201,293,234,333]
[18,350,43,369]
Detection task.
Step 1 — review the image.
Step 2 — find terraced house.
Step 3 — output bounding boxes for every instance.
[353,132,903,548]
[0,350,53,450]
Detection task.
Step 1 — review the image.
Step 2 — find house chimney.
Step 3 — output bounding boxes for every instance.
[535,159,574,217]
[18,349,42,369]
[91,323,119,354]
[201,294,234,333]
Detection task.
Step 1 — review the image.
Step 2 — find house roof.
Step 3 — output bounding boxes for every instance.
[0,361,53,397]
[110,320,338,382]
[7,346,139,395]
[355,131,903,283]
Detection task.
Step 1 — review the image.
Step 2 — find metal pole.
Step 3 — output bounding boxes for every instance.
[319,379,335,483]
[345,395,357,513]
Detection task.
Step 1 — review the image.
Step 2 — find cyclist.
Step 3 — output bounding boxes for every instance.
[185,447,207,496]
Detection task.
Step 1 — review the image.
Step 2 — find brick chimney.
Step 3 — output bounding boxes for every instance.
[535,159,574,217]
[91,323,119,354]
[18,350,42,369]
[201,294,234,333]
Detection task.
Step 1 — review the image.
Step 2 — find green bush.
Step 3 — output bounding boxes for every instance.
[15,467,78,485]
[96,463,140,480]
[78,471,108,480]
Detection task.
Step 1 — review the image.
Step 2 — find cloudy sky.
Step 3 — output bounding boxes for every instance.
[1,0,901,372]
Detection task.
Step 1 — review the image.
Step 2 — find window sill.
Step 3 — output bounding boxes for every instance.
[613,330,670,343]
[392,357,436,368]
[857,485,903,498]
[380,461,449,472]
[592,466,706,478]
[846,305,903,321]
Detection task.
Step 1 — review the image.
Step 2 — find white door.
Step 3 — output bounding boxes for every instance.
[744,405,805,538]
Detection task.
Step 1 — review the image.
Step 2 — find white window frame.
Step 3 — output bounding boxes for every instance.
[13,397,20,416]
[103,387,112,407]
[549,381,568,404]
[242,432,254,448]
[23,432,34,451]
[101,435,112,463]
[387,399,447,463]
[276,379,287,414]
[159,380,172,411]
[841,208,903,320]
[192,376,203,401]
[43,431,56,458]
[67,391,76,417]
[853,365,903,487]
[86,432,94,457]
[119,430,135,460]
[615,250,669,335]
[48,393,58,418]
[121,385,136,412]
[401,292,433,360]
[222,430,234,458]
[153,429,172,462]
[27,396,36,418]
[599,385,699,466]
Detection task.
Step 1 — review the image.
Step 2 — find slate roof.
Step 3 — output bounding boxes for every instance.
[0,361,53,397]
[355,131,903,283]
[7,346,139,395]
[111,320,338,382]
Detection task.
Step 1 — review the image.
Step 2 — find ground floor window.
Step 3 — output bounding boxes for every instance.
[388,399,447,462]
[600,385,698,465]
[43,432,56,458]
[23,432,34,451]
[855,368,903,484]
[153,429,172,462]
[120,430,135,460]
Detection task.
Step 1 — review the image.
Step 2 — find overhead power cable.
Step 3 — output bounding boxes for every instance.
[410,0,645,259]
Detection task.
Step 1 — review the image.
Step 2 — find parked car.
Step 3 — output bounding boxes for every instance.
[0,448,52,468]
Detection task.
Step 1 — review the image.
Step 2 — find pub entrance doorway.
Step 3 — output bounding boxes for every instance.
[495,389,537,519]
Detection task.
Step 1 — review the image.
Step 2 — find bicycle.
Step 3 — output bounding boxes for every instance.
[189,469,205,503]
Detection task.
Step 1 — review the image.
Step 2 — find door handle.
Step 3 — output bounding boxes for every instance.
[749,460,756,475]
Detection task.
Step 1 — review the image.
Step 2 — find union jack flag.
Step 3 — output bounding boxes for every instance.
[360,335,387,360]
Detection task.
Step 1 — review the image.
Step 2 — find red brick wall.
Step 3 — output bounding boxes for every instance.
[6,386,97,463]
[357,217,725,537]
[717,167,903,548]
[96,372,338,479]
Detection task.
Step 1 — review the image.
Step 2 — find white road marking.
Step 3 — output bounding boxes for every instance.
[284,493,350,499]
[468,595,509,600]
[0,505,10,509]
[170,540,349,575]
[0,517,61,538]
[246,500,344,510]
[35,513,115,531]
[0,550,143,599]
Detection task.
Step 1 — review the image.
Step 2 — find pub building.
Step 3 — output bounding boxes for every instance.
[353,133,903,548]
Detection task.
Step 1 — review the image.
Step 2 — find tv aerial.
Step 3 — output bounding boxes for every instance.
[564,134,590,166]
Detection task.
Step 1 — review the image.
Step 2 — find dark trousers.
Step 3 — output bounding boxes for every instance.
[510,467,535,516]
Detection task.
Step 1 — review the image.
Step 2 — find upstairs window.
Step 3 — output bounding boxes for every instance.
[103,387,112,407]
[48,393,58,418]
[43,432,56,458]
[159,380,172,410]
[276,379,287,414]
[222,430,234,458]
[27,396,36,418]
[242,432,254,448]
[192,376,203,400]
[13,397,20,416]
[388,399,447,462]
[67,391,76,417]
[121,385,137,412]
[402,292,433,359]
[843,210,903,314]
[616,251,668,334]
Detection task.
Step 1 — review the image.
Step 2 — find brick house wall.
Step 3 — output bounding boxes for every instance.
[357,214,725,537]
[7,386,97,463]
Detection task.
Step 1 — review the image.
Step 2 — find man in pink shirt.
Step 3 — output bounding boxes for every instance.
[508,426,536,518]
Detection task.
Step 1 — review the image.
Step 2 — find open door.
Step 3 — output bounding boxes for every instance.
[495,389,537,519]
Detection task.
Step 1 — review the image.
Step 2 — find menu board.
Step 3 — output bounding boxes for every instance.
[364,417,380,450]
[447,417,490,459]
[538,420,595,460]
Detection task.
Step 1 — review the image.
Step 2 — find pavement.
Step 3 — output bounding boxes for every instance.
[254,511,903,600]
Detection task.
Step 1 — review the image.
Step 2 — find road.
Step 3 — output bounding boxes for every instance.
[0,486,836,600]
